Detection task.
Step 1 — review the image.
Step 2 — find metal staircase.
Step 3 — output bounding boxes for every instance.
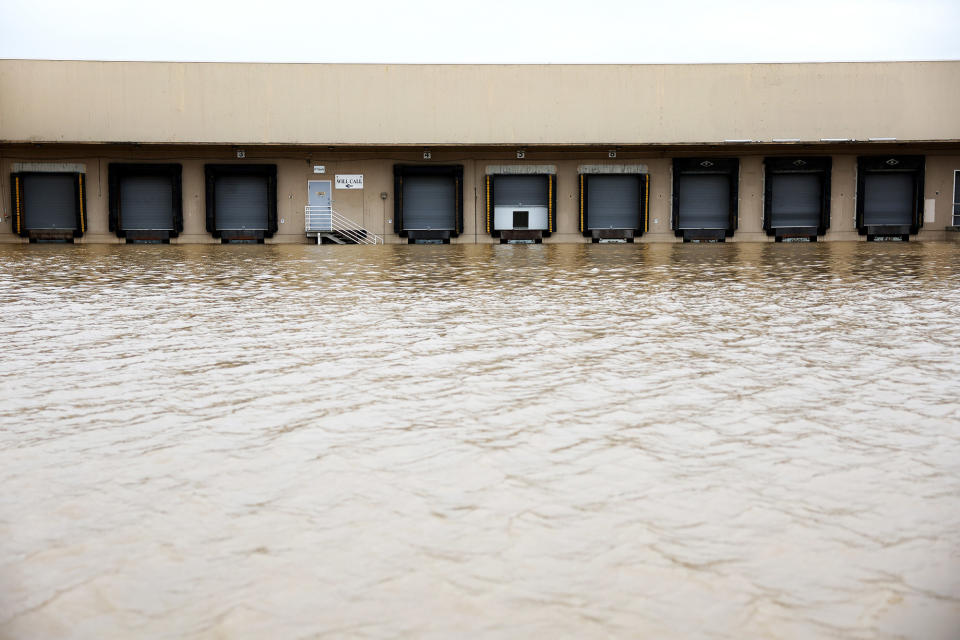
[305,206,384,245]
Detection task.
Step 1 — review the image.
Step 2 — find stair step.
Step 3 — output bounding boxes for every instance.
[305,208,383,244]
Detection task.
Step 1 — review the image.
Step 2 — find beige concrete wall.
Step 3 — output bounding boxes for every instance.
[924,159,960,233]
[1,146,957,244]
[1,61,959,145]
[828,155,861,241]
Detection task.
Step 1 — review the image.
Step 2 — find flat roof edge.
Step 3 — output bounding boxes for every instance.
[2,58,959,68]
[4,139,960,147]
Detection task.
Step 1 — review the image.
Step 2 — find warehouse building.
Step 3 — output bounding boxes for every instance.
[1,59,959,244]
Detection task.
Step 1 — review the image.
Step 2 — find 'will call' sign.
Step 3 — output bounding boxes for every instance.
[335,174,364,189]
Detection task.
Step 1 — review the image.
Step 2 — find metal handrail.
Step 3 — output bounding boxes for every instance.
[305,206,383,244]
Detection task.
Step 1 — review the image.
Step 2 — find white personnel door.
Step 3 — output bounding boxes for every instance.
[307,180,332,231]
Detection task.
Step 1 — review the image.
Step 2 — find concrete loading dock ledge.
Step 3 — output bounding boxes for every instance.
[1,59,959,244]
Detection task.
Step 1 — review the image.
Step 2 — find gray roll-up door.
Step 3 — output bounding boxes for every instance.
[863,173,913,225]
[403,175,455,230]
[588,175,639,229]
[120,176,174,230]
[23,174,76,230]
[494,176,547,206]
[677,174,728,229]
[770,174,821,228]
[215,176,268,230]
[954,172,960,225]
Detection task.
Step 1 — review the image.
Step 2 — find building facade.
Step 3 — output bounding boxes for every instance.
[1,60,959,244]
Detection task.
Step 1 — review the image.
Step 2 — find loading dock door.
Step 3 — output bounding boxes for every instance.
[588,175,639,229]
[769,174,821,228]
[862,173,914,226]
[23,174,77,230]
[402,175,455,230]
[676,174,729,229]
[215,175,269,230]
[493,175,548,230]
[120,176,174,230]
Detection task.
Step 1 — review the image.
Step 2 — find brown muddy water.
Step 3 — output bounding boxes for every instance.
[0,242,959,639]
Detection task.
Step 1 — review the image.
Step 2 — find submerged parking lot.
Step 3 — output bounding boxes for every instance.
[1,242,959,638]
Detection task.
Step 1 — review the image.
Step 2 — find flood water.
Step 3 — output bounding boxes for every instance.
[1,242,959,639]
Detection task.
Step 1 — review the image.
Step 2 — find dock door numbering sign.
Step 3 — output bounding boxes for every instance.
[335,175,364,189]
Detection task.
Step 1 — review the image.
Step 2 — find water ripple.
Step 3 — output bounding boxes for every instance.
[1,242,959,639]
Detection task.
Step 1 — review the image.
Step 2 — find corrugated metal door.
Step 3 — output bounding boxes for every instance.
[954,171,960,226]
[120,176,174,230]
[215,176,268,230]
[494,176,546,206]
[769,174,820,228]
[863,174,913,225]
[588,175,638,229]
[403,175,455,230]
[23,174,76,230]
[677,174,728,229]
